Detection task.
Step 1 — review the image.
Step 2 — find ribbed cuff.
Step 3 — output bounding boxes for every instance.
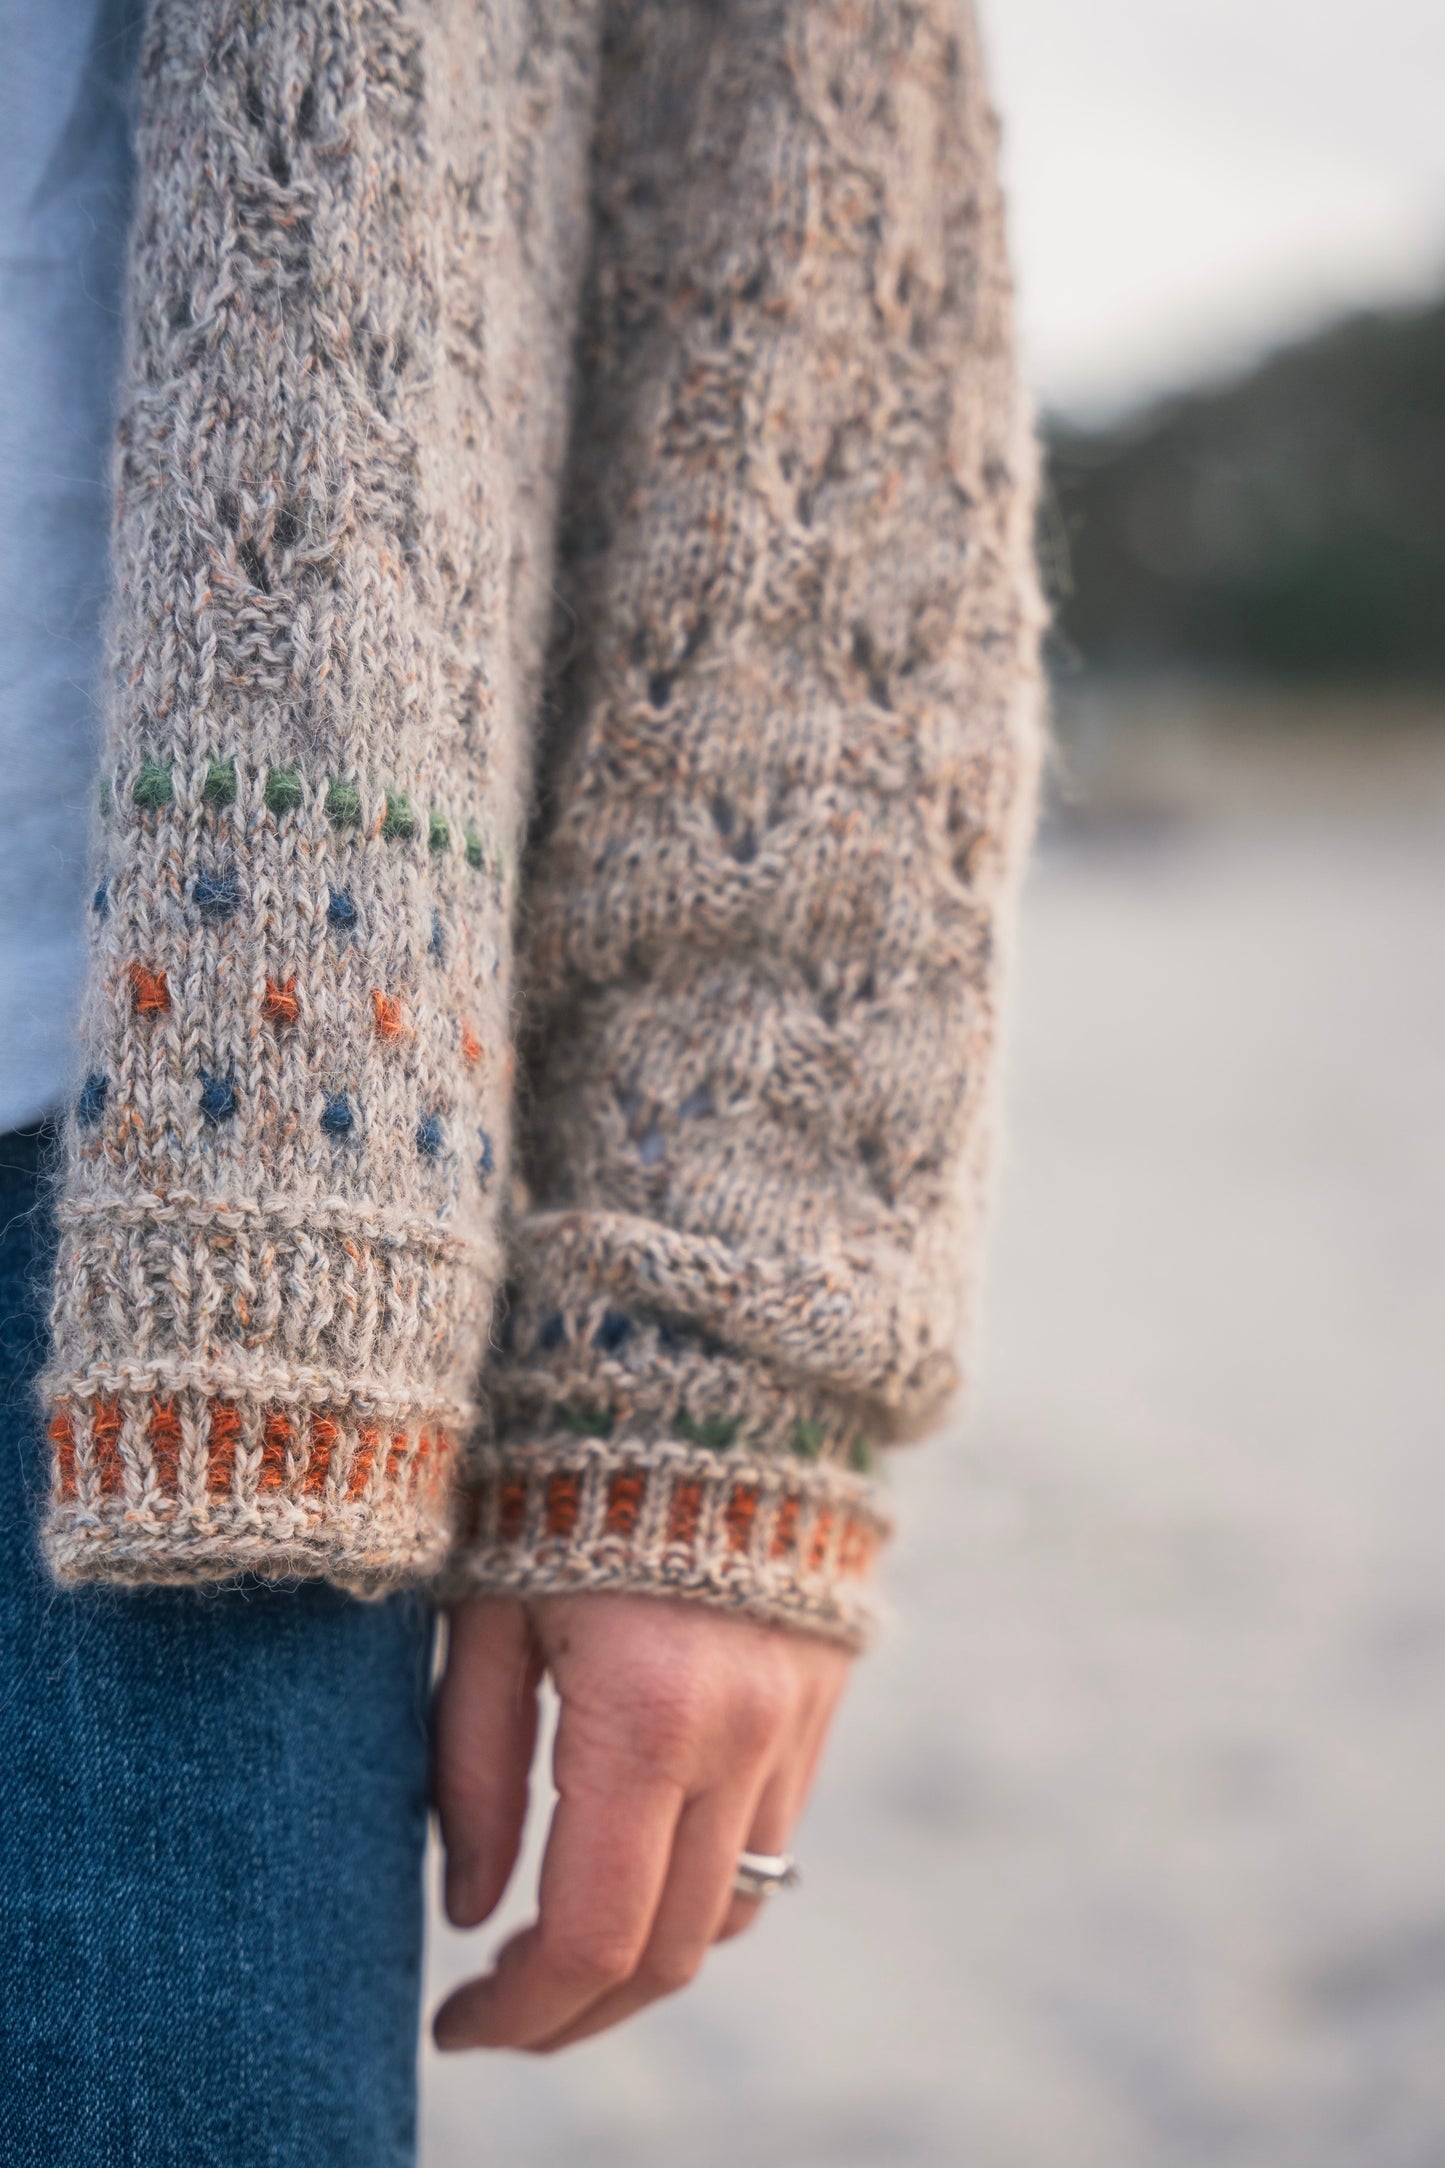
[43,1389,462,1591]
[451,1437,890,1649]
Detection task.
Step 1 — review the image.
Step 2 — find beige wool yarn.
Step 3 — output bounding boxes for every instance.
[42,0,1044,1649]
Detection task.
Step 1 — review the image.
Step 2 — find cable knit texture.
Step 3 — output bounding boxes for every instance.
[42,0,1043,1647]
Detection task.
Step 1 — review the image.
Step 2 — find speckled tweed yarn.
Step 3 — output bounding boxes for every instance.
[43,0,1044,1647]
[42,0,599,1586]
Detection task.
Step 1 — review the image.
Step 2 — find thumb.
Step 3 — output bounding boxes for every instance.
[433,1596,543,1928]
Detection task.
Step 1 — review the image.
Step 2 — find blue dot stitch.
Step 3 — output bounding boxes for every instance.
[198,1071,237,1125]
[321,1092,354,1138]
[416,1112,444,1159]
[537,1311,566,1351]
[76,1072,108,1128]
[593,1308,634,1353]
[476,1128,495,1185]
[429,908,445,961]
[327,887,357,930]
[91,882,109,919]
[636,1125,666,1166]
[194,872,241,920]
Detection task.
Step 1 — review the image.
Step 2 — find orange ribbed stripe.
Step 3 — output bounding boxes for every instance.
[806,1505,835,1574]
[207,1401,241,1496]
[665,1477,703,1549]
[259,1407,291,1491]
[305,1412,337,1496]
[93,1400,124,1495]
[769,1494,801,1562]
[545,1471,580,1538]
[149,1397,182,1490]
[347,1424,380,1498]
[497,1477,527,1542]
[603,1469,644,1537]
[724,1482,759,1554]
[49,1408,78,1500]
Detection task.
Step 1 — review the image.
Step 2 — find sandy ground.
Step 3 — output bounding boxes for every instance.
[421,701,1445,2168]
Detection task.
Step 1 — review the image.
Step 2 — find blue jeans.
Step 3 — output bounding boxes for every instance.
[0,1126,436,2164]
[2,12,436,2153]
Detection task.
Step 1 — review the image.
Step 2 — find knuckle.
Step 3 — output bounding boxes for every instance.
[729,1656,792,1755]
[624,1668,711,1762]
[540,1925,641,1991]
[638,1945,704,1995]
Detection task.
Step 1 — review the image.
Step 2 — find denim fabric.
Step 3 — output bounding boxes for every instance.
[0,1124,437,2168]
[0,0,147,1131]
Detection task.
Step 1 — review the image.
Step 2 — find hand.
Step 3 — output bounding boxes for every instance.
[431,1590,851,2052]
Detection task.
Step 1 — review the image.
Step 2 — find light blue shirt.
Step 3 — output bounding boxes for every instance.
[0,0,140,1130]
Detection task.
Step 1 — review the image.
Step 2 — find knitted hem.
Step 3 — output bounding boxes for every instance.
[43,1390,461,1591]
[450,1441,891,1651]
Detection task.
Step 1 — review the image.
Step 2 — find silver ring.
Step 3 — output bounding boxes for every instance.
[733,1849,801,1901]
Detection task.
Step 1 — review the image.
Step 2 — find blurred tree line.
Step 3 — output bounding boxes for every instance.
[1044,293,1445,682]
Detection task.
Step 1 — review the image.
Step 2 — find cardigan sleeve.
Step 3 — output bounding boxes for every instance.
[39,0,600,1589]
[455,0,1047,1646]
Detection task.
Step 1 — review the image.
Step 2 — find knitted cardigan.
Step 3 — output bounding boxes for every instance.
[41,0,1044,1648]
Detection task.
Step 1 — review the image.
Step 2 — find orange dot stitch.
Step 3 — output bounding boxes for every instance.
[603,1469,645,1537]
[806,1505,836,1575]
[497,1476,527,1542]
[769,1493,801,1562]
[385,1431,408,1483]
[724,1482,760,1554]
[259,1407,291,1491]
[545,1471,580,1538]
[305,1411,337,1495]
[666,1476,704,1550]
[371,989,405,1040]
[93,1399,124,1495]
[49,1408,77,1499]
[262,974,300,1026]
[207,1400,241,1496]
[460,1022,483,1065]
[130,964,171,1016]
[149,1397,182,1490]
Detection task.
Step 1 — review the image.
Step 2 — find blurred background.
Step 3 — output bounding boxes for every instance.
[424,3,1445,2160]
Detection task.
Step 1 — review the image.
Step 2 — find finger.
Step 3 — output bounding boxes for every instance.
[713,1761,799,1943]
[714,1683,835,1942]
[533,1773,764,2052]
[432,1716,685,2051]
[432,1597,543,1929]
